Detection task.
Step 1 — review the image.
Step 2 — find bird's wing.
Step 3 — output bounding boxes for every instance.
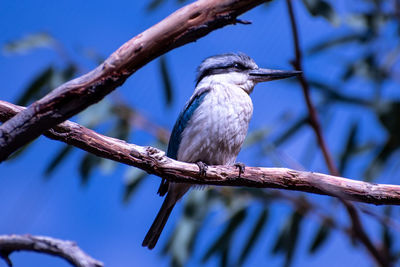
[167,88,210,159]
[157,87,210,196]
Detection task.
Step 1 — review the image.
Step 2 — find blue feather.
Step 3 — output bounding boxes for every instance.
[167,90,209,159]
[157,89,209,196]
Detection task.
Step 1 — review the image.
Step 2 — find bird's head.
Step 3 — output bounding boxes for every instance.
[196,53,301,94]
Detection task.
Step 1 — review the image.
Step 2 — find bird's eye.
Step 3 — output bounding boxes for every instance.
[234,63,246,70]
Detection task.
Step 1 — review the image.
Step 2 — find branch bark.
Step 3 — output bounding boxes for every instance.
[0,0,267,162]
[1,100,400,206]
[0,234,103,267]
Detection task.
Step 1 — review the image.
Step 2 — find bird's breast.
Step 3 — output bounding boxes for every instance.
[177,85,253,165]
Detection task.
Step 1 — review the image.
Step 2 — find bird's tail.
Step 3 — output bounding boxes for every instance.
[142,193,176,249]
[143,183,190,249]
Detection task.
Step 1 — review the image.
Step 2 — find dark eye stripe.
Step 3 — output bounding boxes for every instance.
[196,62,250,85]
[234,63,247,70]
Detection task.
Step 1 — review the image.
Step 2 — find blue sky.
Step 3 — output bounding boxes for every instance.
[0,0,386,266]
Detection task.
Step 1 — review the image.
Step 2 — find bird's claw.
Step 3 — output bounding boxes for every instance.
[234,162,246,177]
[196,161,208,176]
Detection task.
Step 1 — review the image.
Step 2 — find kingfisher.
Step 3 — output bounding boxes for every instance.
[142,53,301,249]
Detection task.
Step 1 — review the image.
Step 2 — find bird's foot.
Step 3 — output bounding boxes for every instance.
[196,161,208,176]
[234,162,246,177]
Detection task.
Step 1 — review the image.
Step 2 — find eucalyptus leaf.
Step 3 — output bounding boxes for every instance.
[301,0,339,24]
[307,32,371,55]
[123,168,147,203]
[146,0,164,11]
[202,207,247,262]
[308,222,331,253]
[16,66,54,106]
[79,153,101,185]
[44,145,74,176]
[339,122,359,174]
[164,190,211,266]
[3,32,55,55]
[237,208,269,265]
[159,55,174,106]
[271,211,304,267]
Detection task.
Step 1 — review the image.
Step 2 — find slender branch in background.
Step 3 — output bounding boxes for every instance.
[2,100,400,206]
[344,203,390,267]
[285,0,338,176]
[256,190,400,238]
[0,0,268,162]
[395,0,400,20]
[0,234,103,267]
[285,1,391,266]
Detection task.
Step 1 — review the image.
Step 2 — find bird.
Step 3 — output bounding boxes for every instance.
[142,52,301,249]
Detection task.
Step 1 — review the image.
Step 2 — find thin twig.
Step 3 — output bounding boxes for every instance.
[343,202,390,266]
[0,234,103,267]
[285,0,338,176]
[285,1,391,266]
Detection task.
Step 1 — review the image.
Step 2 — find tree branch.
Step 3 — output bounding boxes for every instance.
[285,1,390,265]
[0,234,102,267]
[1,100,400,206]
[285,0,338,176]
[0,0,268,162]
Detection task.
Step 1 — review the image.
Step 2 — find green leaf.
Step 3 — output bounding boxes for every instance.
[365,102,400,180]
[284,211,304,267]
[301,0,338,24]
[237,208,269,265]
[3,32,55,55]
[272,221,288,254]
[113,116,131,140]
[341,53,388,82]
[16,64,77,106]
[83,48,105,65]
[122,168,147,203]
[110,104,132,140]
[308,222,331,253]
[271,211,304,267]
[62,64,77,81]
[220,245,229,267]
[16,66,54,106]
[79,153,101,185]
[44,145,74,176]
[339,122,359,174]
[244,128,270,147]
[202,207,247,262]
[6,142,33,161]
[307,33,371,55]
[381,207,393,254]
[146,0,165,11]
[159,55,174,106]
[307,79,370,106]
[163,190,212,266]
[273,116,308,147]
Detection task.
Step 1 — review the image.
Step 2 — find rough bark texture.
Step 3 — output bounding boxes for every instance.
[0,234,103,267]
[1,100,400,206]
[0,0,267,162]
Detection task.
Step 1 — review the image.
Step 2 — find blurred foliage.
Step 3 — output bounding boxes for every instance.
[2,32,56,55]
[159,55,174,107]
[2,0,400,266]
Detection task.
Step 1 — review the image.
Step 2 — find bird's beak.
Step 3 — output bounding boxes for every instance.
[248,68,302,82]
